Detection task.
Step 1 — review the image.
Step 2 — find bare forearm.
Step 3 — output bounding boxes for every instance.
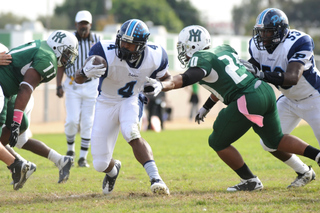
[162,75,183,91]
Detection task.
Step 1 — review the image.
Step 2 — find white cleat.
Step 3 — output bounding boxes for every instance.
[150,178,170,195]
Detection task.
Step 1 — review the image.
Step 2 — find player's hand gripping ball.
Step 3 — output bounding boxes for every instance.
[81,55,107,78]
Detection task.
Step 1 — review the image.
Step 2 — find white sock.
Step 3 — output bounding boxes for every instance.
[80,150,89,159]
[143,160,161,181]
[80,138,90,158]
[48,149,63,165]
[66,135,76,151]
[107,165,118,177]
[284,154,309,174]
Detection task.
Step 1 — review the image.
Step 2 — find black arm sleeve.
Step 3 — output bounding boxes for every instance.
[181,67,206,87]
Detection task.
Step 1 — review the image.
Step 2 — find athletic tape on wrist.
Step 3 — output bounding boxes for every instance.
[13,109,23,124]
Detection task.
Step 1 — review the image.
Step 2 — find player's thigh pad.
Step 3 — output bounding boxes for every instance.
[91,100,120,172]
[119,95,143,142]
[252,83,283,150]
[209,101,252,151]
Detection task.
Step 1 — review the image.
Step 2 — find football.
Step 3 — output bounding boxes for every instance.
[143,85,155,93]
[93,55,107,67]
[87,55,107,67]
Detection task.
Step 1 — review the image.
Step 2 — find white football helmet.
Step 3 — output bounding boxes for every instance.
[177,25,211,67]
[46,30,78,68]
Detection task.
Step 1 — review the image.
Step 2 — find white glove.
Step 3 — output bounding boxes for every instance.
[195,107,210,124]
[239,59,264,79]
[82,56,106,78]
[143,77,163,97]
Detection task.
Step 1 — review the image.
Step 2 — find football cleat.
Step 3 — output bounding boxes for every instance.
[66,150,75,158]
[7,159,31,190]
[10,161,36,185]
[78,157,90,168]
[227,176,263,192]
[102,160,121,194]
[26,161,37,180]
[150,178,170,195]
[56,156,73,183]
[287,166,316,188]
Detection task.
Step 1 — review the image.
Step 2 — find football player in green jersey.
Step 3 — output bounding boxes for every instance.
[0,30,78,148]
[144,25,320,191]
[0,31,78,184]
[0,43,33,190]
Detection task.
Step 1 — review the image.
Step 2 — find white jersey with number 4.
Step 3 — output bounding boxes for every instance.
[89,40,169,103]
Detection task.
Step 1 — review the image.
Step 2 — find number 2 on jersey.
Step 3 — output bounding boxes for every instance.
[218,54,247,84]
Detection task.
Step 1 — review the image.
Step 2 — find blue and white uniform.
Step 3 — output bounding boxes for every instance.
[249,29,320,148]
[88,40,169,172]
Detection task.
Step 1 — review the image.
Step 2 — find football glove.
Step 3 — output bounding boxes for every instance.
[9,121,20,147]
[240,59,264,79]
[144,77,163,97]
[81,56,106,78]
[195,107,210,124]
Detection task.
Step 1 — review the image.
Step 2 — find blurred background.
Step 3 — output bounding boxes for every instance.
[0,0,319,132]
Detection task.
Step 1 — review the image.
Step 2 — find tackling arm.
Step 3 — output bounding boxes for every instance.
[10,68,41,147]
[161,67,205,91]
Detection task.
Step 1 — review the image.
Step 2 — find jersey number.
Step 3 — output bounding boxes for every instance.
[218,54,247,84]
[118,81,136,98]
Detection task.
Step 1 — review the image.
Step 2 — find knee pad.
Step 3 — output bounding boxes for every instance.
[208,133,221,151]
[93,159,110,172]
[260,138,277,152]
[15,131,29,149]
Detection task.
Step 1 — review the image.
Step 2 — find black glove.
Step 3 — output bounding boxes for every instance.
[9,121,20,147]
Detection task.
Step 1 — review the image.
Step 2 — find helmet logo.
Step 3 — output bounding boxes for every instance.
[51,32,67,43]
[188,29,202,42]
[271,15,285,26]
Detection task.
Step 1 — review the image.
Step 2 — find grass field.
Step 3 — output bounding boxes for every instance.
[0,125,319,212]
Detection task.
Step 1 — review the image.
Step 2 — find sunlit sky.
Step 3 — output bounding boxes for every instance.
[0,0,240,23]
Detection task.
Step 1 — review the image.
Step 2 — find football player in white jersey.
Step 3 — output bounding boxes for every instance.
[244,8,320,188]
[74,19,170,195]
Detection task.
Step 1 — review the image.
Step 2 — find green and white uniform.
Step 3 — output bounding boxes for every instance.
[0,40,57,134]
[189,44,283,151]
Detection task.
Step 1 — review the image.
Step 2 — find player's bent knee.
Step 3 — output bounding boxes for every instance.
[260,139,277,152]
[93,160,110,172]
[208,134,224,151]
[15,132,28,149]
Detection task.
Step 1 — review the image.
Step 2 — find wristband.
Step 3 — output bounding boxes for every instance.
[263,72,284,86]
[57,85,62,90]
[13,109,23,124]
[203,97,216,110]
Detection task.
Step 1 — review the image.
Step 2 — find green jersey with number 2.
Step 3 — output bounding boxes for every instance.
[188,44,257,105]
[0,40,57,97]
